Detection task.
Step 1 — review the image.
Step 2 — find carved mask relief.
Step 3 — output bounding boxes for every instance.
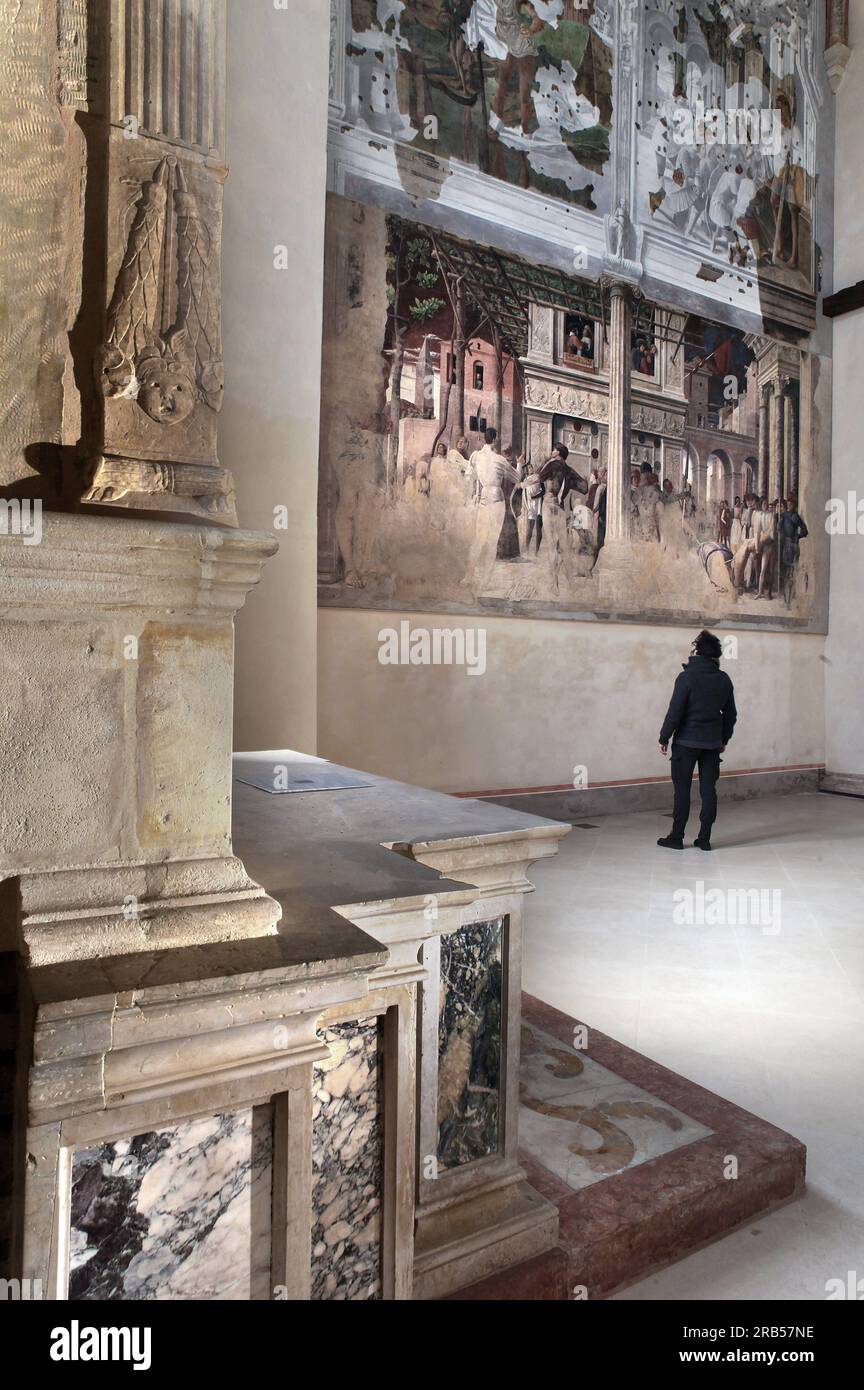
[100,158,222,428]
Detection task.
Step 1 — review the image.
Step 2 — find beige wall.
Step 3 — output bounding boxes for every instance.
[824,10,864,778]
[318,609,825,794]
[223,0,330,753]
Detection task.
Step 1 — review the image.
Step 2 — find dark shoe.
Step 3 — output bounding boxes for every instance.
[694,836,712,851]
[657,835,684,850]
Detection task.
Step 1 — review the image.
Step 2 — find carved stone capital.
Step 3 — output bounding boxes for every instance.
[824,41,852,92]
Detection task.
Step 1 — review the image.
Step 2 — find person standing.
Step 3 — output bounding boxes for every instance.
[778,496,808,604]
[657,630,738,851]
[465,428,520,586]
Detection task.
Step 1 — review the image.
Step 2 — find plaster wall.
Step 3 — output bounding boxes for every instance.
[223,0,330,753]
[824,5,864,779]
[317,608,825,794]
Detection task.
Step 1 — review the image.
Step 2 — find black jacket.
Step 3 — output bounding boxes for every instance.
[659,655,737,750]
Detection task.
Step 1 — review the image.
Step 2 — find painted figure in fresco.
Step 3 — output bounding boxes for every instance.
[441,0,476,94]
[717,500,731,545]
[679,482,696,519]
[497,447,523,559]
[537,452,575,593]
[426,435,473,535]
[465,427,521,586]
[708,163,756,262]
[515,456,545,553]
[778,497,808,606]
[770,93,807,270]
[593,466,607,552]
[491,0,544,134]
[565,316,595,361]
[632,337,658,377]
[650,142,707,236]
[756,501,780,599]
[651,86,689,178]
[633,462,663,543]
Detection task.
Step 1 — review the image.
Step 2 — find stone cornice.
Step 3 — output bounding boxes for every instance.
[0,513,278,614]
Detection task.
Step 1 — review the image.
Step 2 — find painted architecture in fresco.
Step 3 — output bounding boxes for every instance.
[318,198,825,627]
[322,2,833,632]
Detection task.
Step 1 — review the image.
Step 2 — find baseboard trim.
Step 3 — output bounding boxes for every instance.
[467,766,824,822]
[456,763,824,801]
[819,772,864,799]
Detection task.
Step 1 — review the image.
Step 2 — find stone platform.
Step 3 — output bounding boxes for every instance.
[447,993,806,1300]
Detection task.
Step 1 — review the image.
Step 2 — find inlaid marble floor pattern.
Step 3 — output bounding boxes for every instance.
[523,791,864,1301]
[519,1020,713,1188]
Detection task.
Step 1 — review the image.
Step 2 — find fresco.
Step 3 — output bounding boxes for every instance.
[343,0,614,209]
[331,2,829,335]
[636,0,819,298]
[317,195,829,632]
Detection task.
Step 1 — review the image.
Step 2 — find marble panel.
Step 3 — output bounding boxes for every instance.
[70,1106,273,1300]
[311,1019,383,1301]
[519,1022,712,1189]
[438,918,503,1170]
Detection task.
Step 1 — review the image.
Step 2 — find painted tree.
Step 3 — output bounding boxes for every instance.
[385,218,445,498]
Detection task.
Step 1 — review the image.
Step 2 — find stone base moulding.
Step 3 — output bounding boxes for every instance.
[819,771,864,799]
[0,513,281,954]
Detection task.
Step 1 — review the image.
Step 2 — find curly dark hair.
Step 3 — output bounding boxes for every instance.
[694,629,723,660]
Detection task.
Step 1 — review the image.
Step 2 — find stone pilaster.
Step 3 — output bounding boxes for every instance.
[605,282,632,543]
[783,390,794,501]
[526,303,555,365]
[758,386,771,497]
[789,384,800,497]
[81,0,235,521]
[825,0,852,92]
[773,381,786,499]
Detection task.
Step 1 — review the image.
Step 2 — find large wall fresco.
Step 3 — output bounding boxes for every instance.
[317,194,830,632]
[323,4,834,633]
[330,2,833,335]
[636,0,821,305]
[340,0,614,211]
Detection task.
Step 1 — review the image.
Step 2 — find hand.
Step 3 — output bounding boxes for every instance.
[659,742,668,756]
[720,744,726,753]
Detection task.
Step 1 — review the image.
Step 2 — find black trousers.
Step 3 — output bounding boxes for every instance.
[670,744,721,841]
[525,515,543,552]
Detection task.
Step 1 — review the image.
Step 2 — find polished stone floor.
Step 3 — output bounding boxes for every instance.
[523,791,864,1301]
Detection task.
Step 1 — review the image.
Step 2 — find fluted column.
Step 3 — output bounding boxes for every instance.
[606,282,632,542]
[789,384,800,497]
[758,385,770,496]
[772,382,785,499]
[783,389,794,502]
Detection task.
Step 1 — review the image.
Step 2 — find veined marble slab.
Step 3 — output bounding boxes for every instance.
[311,1020,383,1301]
[438,918,503,1169]
[519,1022,712,1189]
[69,1107,273,1300]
